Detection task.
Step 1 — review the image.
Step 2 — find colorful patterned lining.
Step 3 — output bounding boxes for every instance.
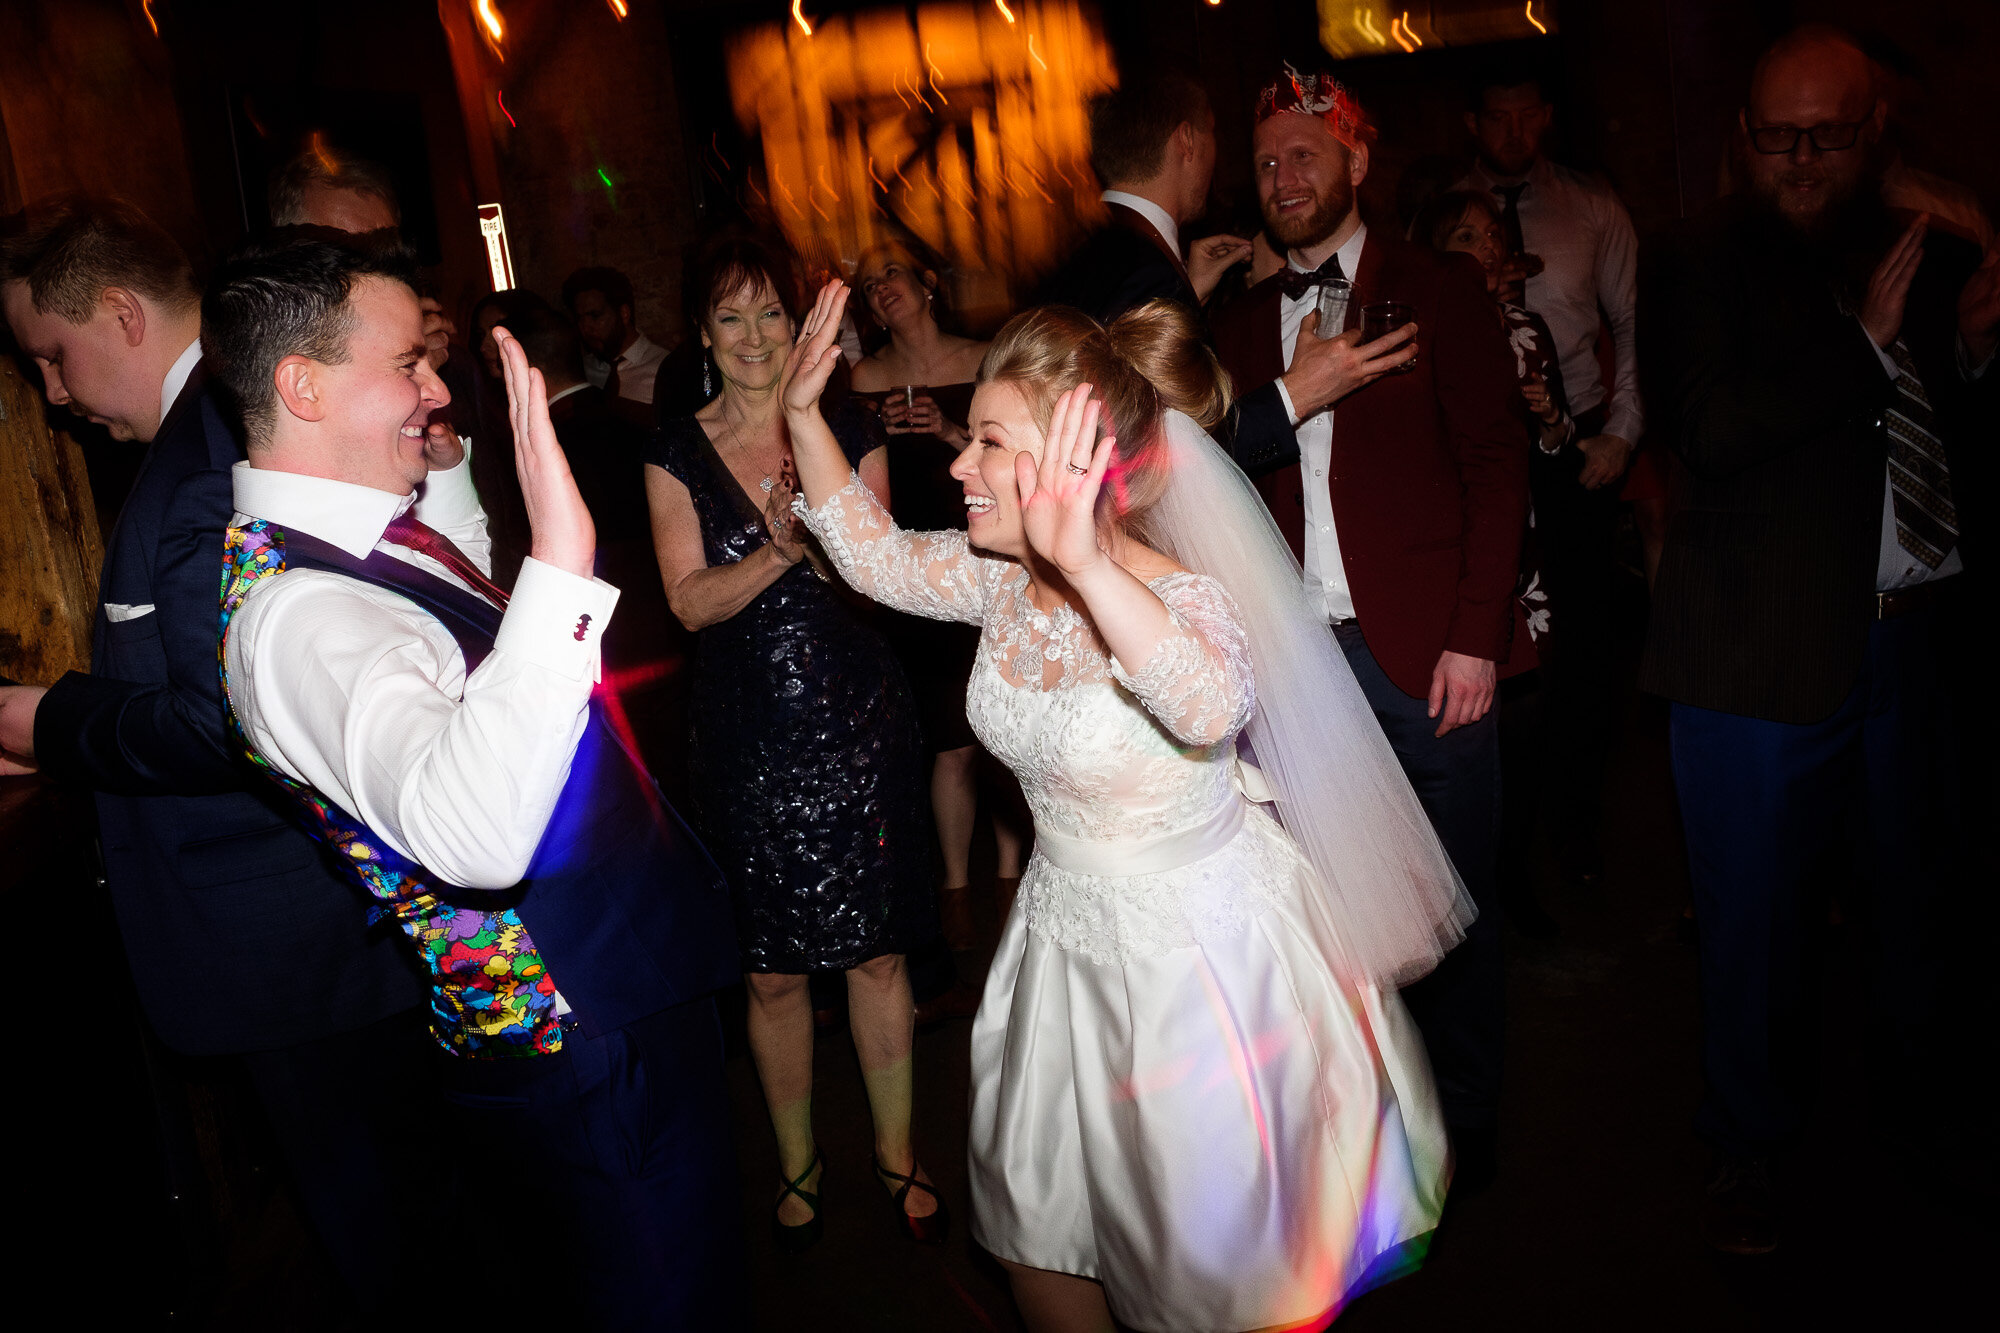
[219,520,563,1058]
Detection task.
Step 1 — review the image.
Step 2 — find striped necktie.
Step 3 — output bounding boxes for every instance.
[1883,340,1957,569]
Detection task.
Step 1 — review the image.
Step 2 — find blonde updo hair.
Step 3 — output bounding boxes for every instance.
[978,299,1231,544]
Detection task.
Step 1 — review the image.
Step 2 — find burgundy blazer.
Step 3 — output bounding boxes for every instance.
[1210,231,1535,698]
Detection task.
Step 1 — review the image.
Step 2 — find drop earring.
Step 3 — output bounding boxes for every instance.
[702,350,714,398]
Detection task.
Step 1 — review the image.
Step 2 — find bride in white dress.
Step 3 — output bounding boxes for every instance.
[778,280,1471,1332]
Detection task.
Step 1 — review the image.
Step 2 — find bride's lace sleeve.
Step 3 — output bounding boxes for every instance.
[1109,572,1257,748]
[797,472,988,625]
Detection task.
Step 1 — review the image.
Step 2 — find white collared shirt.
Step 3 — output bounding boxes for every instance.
[1458,158,1643,443]
[160,338,202,424]
[223,450,621,891]
[546,381,590,408]
[587,332,667,404]
[1100,189,1181,261]
[1274,224,1370,623]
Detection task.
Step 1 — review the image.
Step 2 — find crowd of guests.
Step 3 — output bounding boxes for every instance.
[0,17,1992,1330]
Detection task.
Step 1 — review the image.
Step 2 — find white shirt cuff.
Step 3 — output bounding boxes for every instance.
[1276,379,1304,427]
[1959,335,1997,381]
[414,447,485,532]
[493,558,621,683]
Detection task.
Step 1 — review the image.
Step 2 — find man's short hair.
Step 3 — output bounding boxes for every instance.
[1468,62,1550,110]
[1088,72,1215,188]
[202,237,418,448]
[561,266,635,314]
[0,194,198,324]
[267,142,402,228]
[500,296,585,382]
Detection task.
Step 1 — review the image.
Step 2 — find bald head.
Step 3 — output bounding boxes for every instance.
[1741,25,1885,230]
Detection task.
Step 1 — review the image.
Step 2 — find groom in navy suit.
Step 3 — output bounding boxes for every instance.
[0,196,433,1314]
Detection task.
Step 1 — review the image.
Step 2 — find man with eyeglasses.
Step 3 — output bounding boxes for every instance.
[1641,23,1998,1257]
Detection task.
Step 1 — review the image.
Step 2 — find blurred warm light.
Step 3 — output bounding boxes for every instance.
[727,1,1115,327]
[792,2,813,37]
[496,90,516,127]
[474,0,503,43]
[1320,2,1553,58]
[142,0,159,36]
[996,0,1016,22]
[607,0,628,17]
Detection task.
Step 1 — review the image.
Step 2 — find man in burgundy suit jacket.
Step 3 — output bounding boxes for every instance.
[1211,68,1532,1184]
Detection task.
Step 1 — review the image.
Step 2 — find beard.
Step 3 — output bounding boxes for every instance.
[1263,173,1355,251]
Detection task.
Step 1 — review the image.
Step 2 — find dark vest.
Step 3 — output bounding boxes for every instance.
[278,532,740,1043]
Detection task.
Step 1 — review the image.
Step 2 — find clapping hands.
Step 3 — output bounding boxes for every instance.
[1017,384,1115,577]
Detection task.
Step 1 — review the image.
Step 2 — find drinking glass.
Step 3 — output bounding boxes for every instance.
[1313,278,1352,338]
[1360,301,1417,374]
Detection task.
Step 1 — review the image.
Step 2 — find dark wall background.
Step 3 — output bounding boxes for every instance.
[6,0,1995,363]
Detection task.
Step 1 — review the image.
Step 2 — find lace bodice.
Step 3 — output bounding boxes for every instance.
[803,476,1287,964]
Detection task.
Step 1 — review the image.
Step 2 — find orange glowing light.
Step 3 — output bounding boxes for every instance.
[474,0,503,43]
[925,43,949,106]
[1401,10,1423,46]
[141,0,159,36]
[867,156,888,192]
[309,131,337,174]
[1352,5,1387,47]
[1389,15,1414,51]
[1525,1,1547,34]
[791,1,812,37]
[996,0,1016,22]
[606,0,628,17]
[1028,32,1047,70]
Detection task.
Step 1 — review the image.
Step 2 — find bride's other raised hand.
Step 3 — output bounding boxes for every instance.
[1017,383,1115,578]
[780,279,850,417]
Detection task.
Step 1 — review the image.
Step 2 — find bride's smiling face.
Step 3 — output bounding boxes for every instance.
[951,380,1045,558]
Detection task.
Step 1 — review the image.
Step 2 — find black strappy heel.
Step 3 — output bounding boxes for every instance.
[773,1149,824,1253]
[873,1156,949,1245]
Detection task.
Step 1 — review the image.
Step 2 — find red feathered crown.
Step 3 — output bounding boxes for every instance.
[1255,62,1372,149]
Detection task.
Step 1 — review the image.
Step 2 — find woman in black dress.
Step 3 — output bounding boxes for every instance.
[643,234,943,1250]
[848,241,1025,946]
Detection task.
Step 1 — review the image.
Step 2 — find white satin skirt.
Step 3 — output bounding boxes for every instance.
[967,805,1451,1332]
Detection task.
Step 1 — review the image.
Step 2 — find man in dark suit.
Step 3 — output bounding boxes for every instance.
[504,297,682,776]
[1641,26,1995,1254]
[0,197,433,1315]
[1209,69,1532,1187]
[1038,70,1250,323]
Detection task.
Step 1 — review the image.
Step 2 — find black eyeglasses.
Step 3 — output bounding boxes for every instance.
[1747,121,1866,155]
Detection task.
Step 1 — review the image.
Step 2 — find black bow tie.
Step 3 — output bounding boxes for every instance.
[1275,253,1347,301]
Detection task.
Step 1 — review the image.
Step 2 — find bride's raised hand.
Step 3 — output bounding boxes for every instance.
[1016,383,1115,577]
[779,279,850,416]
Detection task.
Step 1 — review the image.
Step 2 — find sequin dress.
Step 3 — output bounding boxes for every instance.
[646,411,934,973]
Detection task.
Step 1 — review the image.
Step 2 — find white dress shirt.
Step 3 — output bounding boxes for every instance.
[161,337,201,423]
[1459,158,1643,443]
[1100,189,1181,261]
[1274,224,1371,623]
[1859,328,1966,590]
[224,452,621,891]
[586,331,667,404]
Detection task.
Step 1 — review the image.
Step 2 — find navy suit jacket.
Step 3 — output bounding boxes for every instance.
[33,367,424,1055]
[1036,204,1198,324]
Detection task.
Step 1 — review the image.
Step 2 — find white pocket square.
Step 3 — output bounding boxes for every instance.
[104,603,156,623]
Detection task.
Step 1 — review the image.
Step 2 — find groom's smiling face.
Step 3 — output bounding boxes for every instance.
[953,380,1045,558]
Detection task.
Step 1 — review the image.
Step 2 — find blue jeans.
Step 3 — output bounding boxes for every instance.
[1335,624,1505,1130]
[1671,608,1961,1157]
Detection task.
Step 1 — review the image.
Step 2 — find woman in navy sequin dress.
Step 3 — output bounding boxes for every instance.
[643,233,945,1250]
